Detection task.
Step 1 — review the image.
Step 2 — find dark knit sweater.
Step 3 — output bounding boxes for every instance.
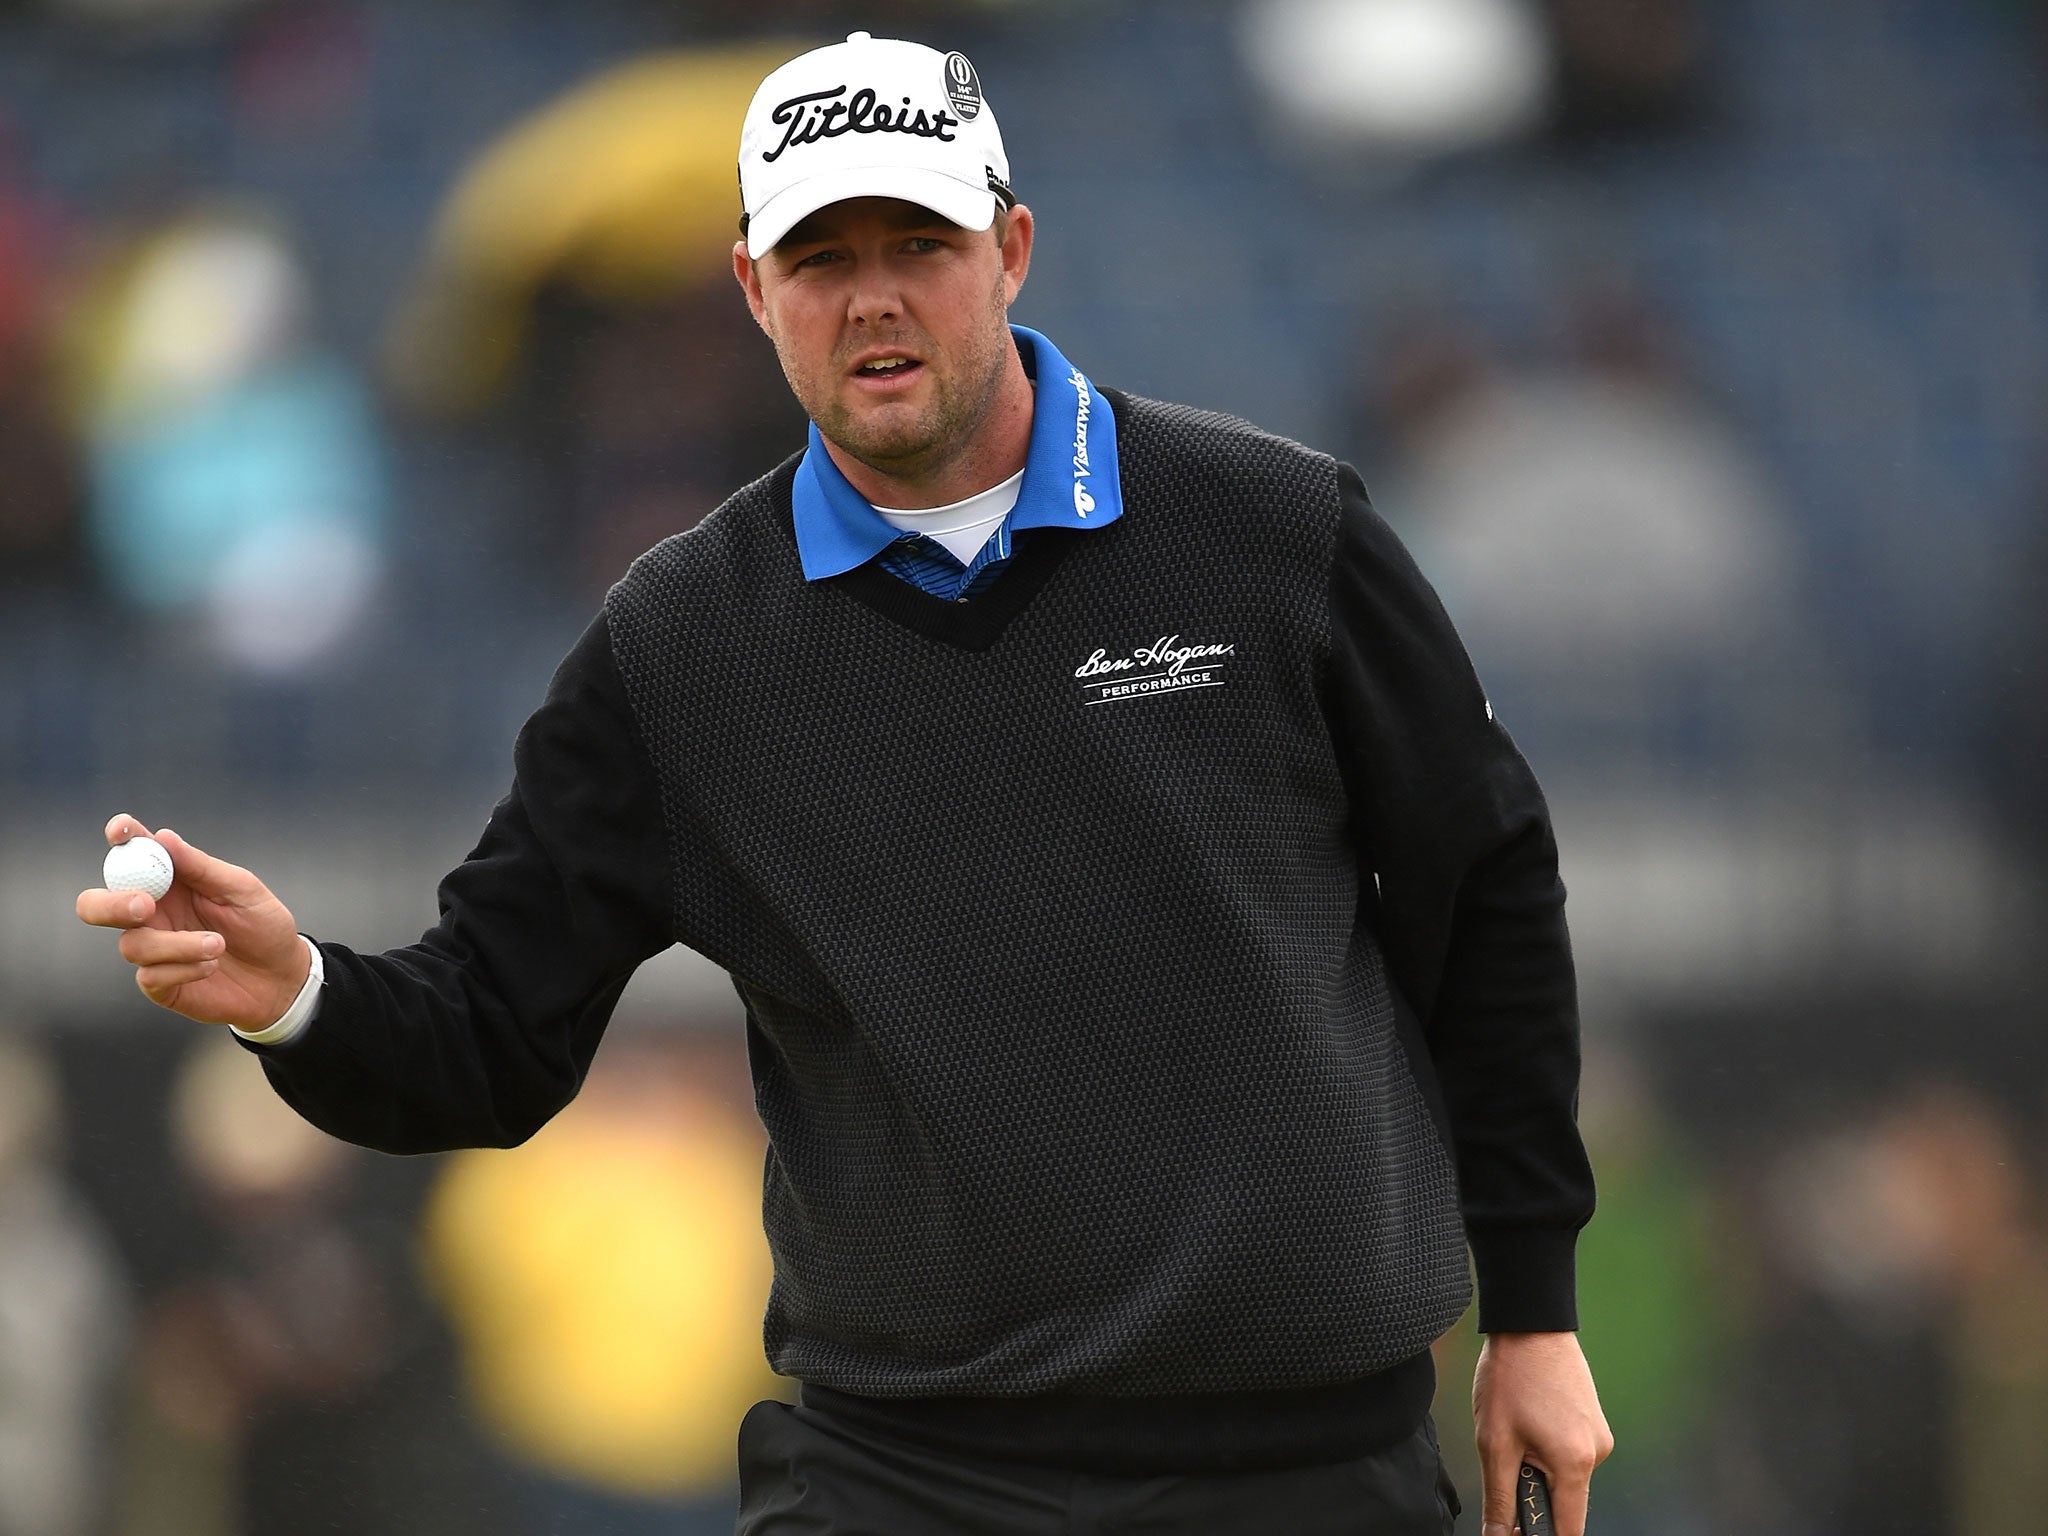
[250,390,1592,1472]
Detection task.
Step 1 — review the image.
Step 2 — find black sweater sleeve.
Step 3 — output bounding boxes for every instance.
[1320,463,1595,1333]
[244,611,674,1154]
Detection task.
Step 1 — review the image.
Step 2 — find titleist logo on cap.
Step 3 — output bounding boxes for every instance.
[763,86,961,163]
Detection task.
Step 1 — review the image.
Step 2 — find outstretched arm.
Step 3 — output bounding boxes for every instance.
[77,612,675,1154]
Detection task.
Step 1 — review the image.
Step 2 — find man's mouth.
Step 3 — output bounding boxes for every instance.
[850,352,924,382]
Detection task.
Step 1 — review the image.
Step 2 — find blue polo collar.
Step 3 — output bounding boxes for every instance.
[791,325,1122,581]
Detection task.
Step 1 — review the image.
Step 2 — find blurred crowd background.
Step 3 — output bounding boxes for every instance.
[1,0,2044,1532]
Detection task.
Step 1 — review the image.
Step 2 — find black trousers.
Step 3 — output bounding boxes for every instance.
[735,1399,1461,1535]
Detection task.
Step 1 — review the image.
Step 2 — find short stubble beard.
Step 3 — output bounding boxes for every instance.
[786,271,1013,489]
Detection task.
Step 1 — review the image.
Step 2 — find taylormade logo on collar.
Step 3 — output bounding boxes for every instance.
[738,33,1012,260]
[1070,366,1096,517]
[789,326,1124,582]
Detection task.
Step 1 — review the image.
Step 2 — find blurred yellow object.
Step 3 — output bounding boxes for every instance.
[423,1056,784,1498]
[384,41,812,415]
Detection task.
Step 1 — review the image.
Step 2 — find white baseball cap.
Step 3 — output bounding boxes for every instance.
[738,32,1013,259]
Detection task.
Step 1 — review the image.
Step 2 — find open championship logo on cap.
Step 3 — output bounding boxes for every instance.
[943,52,983,120]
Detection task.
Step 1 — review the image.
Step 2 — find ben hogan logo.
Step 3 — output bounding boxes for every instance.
[1073,635,1236,705]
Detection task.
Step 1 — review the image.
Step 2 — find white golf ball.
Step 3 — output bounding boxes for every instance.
[104,835,175,900]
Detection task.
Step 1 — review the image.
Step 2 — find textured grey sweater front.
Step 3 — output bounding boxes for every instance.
[605,394,1472,1400]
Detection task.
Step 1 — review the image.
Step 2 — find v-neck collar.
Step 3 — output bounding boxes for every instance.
[793,387,1132,652]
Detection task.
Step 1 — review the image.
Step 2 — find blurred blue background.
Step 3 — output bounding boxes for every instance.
[2,2,2044,1533]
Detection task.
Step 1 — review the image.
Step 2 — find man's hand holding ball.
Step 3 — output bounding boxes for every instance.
[77,815,308,1030]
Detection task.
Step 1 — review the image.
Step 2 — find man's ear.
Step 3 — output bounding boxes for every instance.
[734,242,771,334]
[999,204,1035,306]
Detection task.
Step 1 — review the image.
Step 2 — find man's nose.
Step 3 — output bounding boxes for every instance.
[846,261,902,326]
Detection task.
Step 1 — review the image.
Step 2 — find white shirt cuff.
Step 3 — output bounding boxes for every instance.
[232,936,322,1046]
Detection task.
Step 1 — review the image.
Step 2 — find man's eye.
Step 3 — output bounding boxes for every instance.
[905,237,944,254]
[794,249,841,268]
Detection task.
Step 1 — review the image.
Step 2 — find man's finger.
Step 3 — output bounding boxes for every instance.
[103,812,151,847]
[77,888,155,929]
[137,959,219,1000]
[1478,1443,1523,1536]
[1546,1462,1592,1536]
[119,927,224,968]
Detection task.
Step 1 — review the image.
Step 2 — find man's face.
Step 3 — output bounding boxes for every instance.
[735,196,1033,484]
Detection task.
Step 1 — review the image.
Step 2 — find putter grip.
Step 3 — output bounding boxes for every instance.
[1517,1464,1553,1534]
